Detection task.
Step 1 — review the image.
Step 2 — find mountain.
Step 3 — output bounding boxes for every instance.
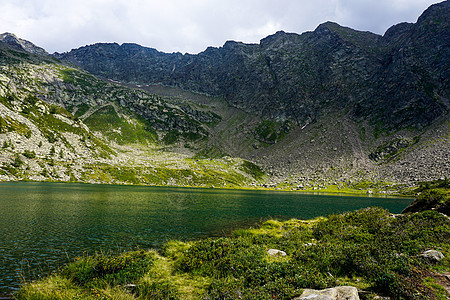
[0,38,263,187]
[0,32,49,56]
[0,1,448,191]
[56,1,449,132]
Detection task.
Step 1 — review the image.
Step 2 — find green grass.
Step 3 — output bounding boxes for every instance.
[79,159,252,188]
[240,160,265,180]
[84,105,157,145]
[254,120,288,144]
[193,145,227,159]
[0,115,32,136]
[423,277,449,300]
[17,207,450,299]
[73,103,90,118]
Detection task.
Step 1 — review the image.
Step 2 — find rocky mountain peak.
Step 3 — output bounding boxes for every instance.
[0,32,48,56]
[417,0,449,25]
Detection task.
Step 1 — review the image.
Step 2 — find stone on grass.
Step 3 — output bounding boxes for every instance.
[294,286,359,300]
[421,249,444,262]
[267,249,287,257]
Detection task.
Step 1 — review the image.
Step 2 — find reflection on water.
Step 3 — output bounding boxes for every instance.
[0,182,412,295]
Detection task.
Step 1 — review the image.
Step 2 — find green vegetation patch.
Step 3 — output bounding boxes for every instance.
[59,68,98,89]
[162,130,179,144]
[403,181,449,214]
[240,160,265,180]
[18,207,449,299]
[73,103,90,118]
[84,105,157,144]
[22,150,36,159]
[254,120,288,144]
[369,137,418,162]
[0,115,31,136]
[62,250,154,288]
[193,145,227,159]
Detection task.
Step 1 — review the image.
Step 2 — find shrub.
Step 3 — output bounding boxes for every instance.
[137,280,180,300]
[49,105,58,114]
[241,160,265,180]
[23,150,36,159]
[11,155,24,168]
[163,131,179,144]
[177,237,265,278]
[402,189,448,214]
[62,250,154,287]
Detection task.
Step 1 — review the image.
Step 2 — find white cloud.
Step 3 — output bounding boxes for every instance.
[0,0,442,54]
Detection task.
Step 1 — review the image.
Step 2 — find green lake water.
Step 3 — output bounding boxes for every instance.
[0,182,412,296]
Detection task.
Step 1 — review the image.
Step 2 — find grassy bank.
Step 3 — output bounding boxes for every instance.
[17,205,449,300]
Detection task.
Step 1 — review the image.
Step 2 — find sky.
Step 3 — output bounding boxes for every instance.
[1,0,442,54]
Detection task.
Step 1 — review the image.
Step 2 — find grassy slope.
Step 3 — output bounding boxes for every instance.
[17,206,450,300]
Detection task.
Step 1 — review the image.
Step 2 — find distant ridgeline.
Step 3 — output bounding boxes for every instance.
[0,1,448,189]
[56,1,449,131]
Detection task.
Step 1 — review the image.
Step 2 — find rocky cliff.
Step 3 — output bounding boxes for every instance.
[56,1,449,132]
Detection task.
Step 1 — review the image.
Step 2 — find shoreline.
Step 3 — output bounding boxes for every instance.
[0,178,417,198]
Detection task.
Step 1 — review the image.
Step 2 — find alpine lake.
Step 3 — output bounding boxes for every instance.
[0,182,412,296]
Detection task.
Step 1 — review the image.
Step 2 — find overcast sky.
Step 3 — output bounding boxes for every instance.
[1,0,442,54]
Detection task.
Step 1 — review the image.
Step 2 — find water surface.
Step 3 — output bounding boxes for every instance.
[0,182,412,295]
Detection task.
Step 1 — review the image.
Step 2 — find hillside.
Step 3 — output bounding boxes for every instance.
[0,36,264,187]
[0,1,449,191]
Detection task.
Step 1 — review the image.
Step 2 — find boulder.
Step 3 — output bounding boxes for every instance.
[267,249,287,257]
[420,249,444,262]
[294,286,359,300]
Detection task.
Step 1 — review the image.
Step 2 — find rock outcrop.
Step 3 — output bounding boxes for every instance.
[294,286,359,300]
[421,249,445,262]
[267,249,287,257]
[0,32,48,56]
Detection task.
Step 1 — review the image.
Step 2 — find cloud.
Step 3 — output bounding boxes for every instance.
[0,0,441,54]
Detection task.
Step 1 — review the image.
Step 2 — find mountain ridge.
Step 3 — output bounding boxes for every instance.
[0,1,448,190]
[0,32,49,56]
[55,1,449,132]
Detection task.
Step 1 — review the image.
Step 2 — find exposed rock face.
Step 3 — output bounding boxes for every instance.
[56,2,449,132]
[0,32,48,56]
[294,286,360,300]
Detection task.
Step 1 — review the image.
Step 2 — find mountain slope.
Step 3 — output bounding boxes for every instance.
[56,1,449,131]
[0,1,448,190]
[0,40,263,187]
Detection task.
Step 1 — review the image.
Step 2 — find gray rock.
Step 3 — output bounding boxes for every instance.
[294,286,359,300]
[420,249,444,262]
[267,249,287,257]
[0,32,49,56]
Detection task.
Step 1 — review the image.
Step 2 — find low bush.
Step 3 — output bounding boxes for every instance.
[62,250,154,288]
[137,280,180,300]
[23,150,36,159]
